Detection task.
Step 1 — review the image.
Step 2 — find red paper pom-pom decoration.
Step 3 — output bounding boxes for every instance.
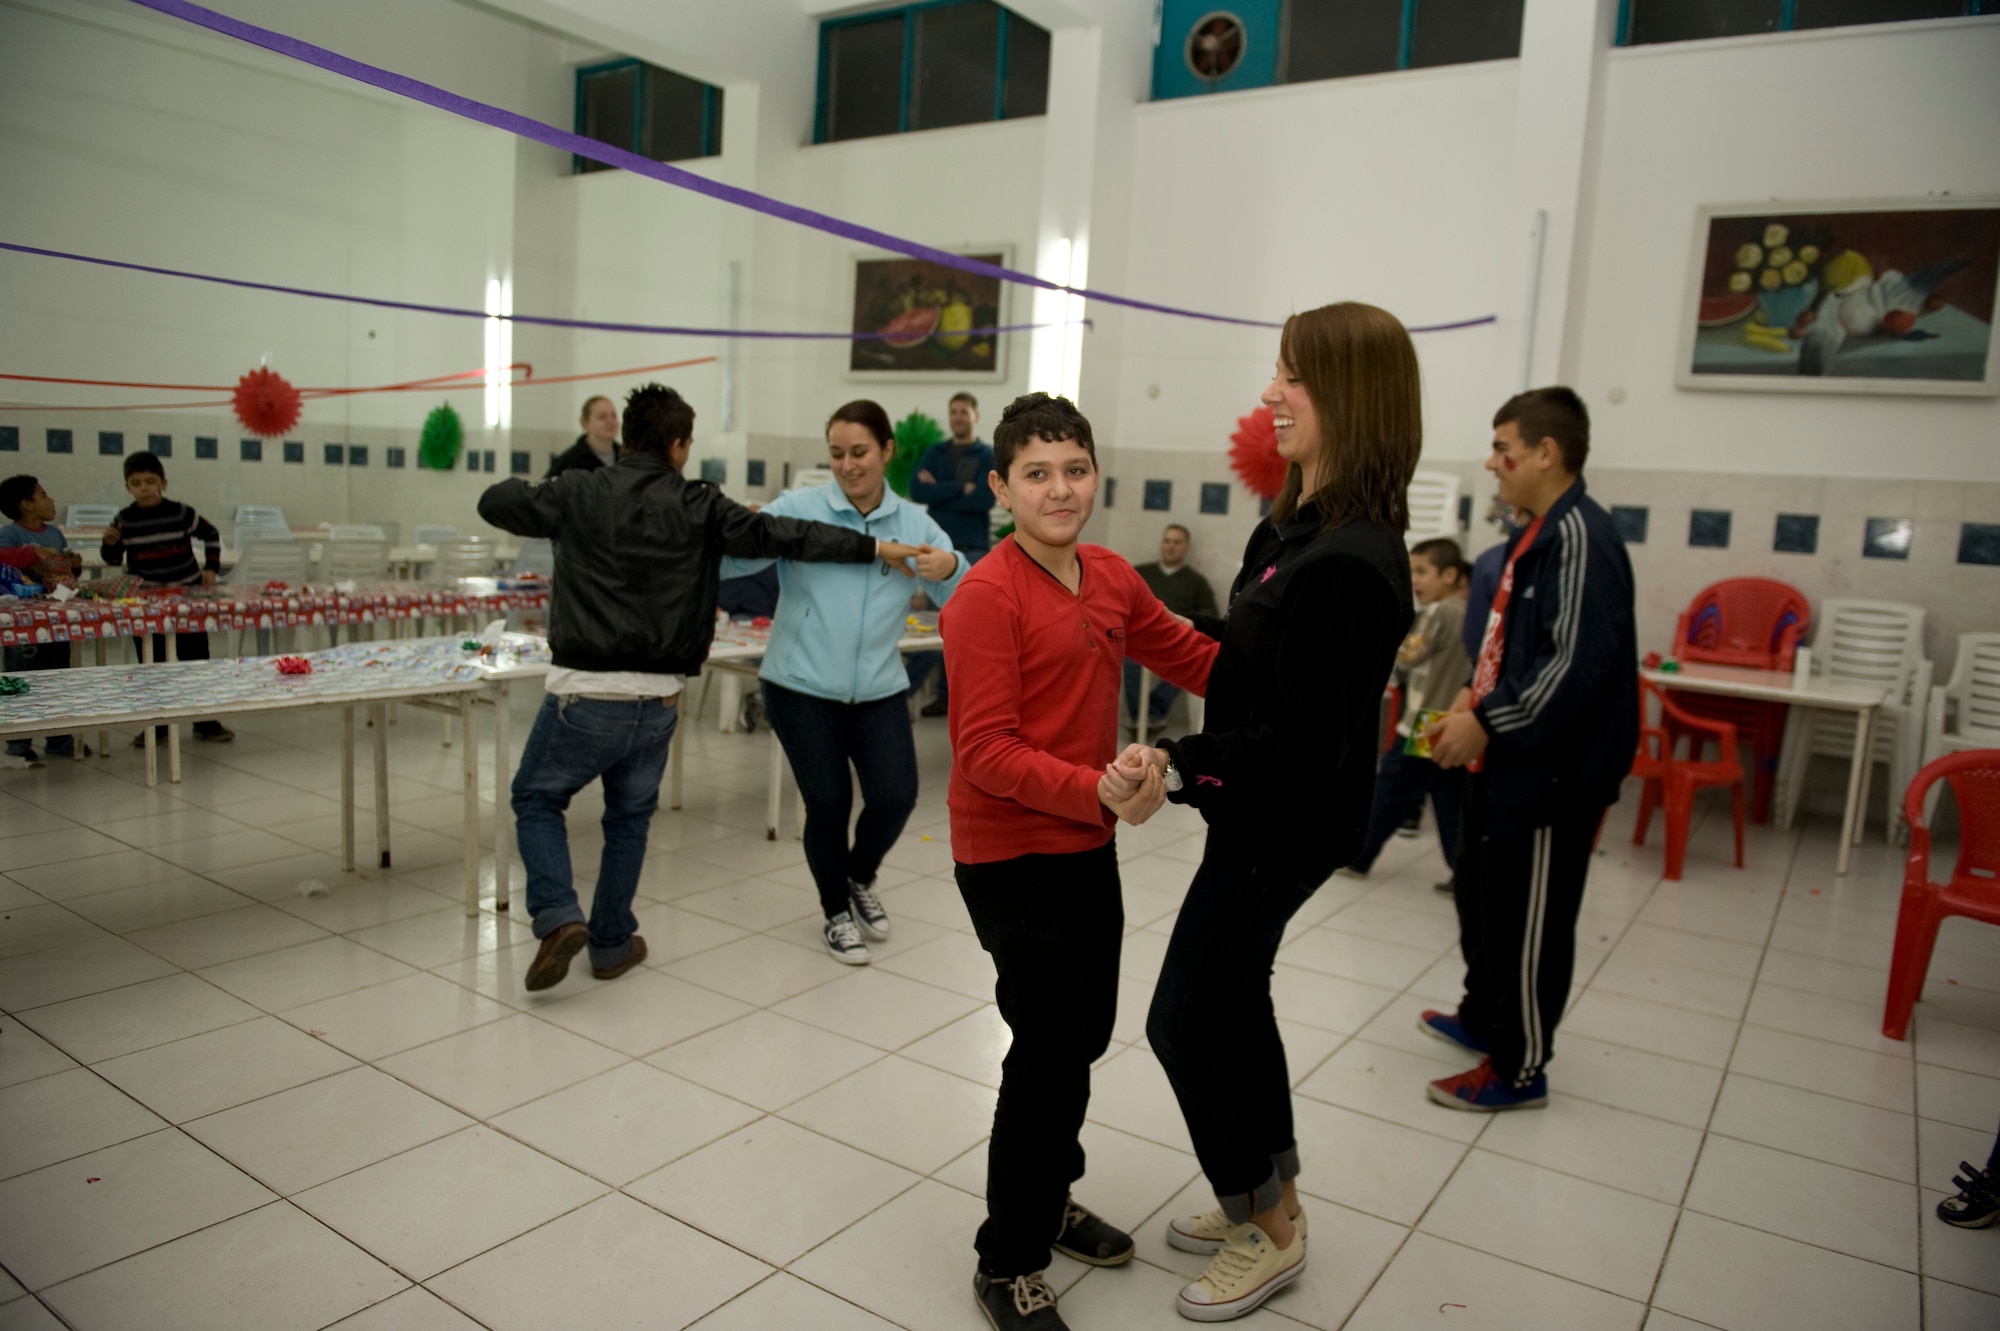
[1228,405,1288,501]
[234,367,302,437]
[275,656,313,675]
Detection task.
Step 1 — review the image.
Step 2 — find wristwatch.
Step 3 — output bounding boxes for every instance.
[1162,759,1183,793]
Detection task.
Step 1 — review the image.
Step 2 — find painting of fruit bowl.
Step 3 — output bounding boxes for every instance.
[848,248,1009,380]
[1679,199,2000,397]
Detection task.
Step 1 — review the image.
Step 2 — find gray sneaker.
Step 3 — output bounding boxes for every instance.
[824,911,871,965]
[848,879,891,941]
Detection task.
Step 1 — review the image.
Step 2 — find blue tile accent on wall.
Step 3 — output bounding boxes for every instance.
[194,436,218,459]
[148,434,172,457]
[699,458,726,484]
[1103,477,1116,508]
[1689,509,1731,549]
[282,441,305,464]
[464,450,479,471]
[324,443,344,466]
[1863,517,1913,560]
[385,447,406,469]
[746,459,766,487]
[348,446,367,467]
[483,451,496,473]
[1199,482,1230,516]
[98,431,124,456]
[1774,513,1819,554]
[0,426,16,452]
[1959,523,2000,567]
[1143,479,1172,511]
[240,438,261,462]
[510,451,530,476]
[1458,494,1473,528]
[47,429,72,454]
[1610,505,1648,544]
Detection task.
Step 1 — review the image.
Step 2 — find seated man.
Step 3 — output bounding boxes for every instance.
[1125,523,1218,729]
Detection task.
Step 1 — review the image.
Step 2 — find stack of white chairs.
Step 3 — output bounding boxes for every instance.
[65,503,119,529]
[1405,471,1463,546]
[1775,598,1931,843]
[1924,632,2000,774]
[414,524,458,548]
[226,539,311,655]
[789,468,836,490]
[327,523,387,541]
[322,538,390,583]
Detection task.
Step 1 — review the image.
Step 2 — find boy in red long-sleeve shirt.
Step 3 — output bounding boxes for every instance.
[943,393,1218,1331]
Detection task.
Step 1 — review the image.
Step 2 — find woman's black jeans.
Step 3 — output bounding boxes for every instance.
[760,680,919,919]
[1147,828,1320,1223]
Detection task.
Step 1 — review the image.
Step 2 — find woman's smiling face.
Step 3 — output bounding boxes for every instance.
[1262,358,1322,475]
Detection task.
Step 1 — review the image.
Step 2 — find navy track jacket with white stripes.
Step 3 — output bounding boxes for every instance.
[1470,478,1638,834]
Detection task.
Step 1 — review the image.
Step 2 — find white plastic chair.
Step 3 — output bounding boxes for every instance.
[321,538,390,583]
[233,519,293,548]
[226,540,311,653]
[509,538,554,578]
[234,505,288,528]
[428,538,497,584]
[789,468,836,490]
[328,523,387,541]
[1405,472,1462,545]
[414,524,458,548]
[65,503,119,529]
[1925,633,2000,765]
[1776,598,1931,843]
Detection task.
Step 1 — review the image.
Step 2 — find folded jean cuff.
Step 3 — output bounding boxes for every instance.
[1273,1145,1301,1182]
[1220,1169,1285,1225]
[530,905,586,939]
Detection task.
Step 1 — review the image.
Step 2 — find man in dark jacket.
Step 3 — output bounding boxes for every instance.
[480,383,922,992]
[906,392,998,717]
[1422,386,1638,1112]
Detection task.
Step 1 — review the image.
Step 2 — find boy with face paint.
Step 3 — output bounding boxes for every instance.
[942,392,1218,1331]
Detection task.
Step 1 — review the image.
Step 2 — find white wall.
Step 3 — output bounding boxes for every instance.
[1574,18,2000,481]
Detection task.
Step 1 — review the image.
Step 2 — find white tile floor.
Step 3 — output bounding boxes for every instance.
[2,697,1998,1330]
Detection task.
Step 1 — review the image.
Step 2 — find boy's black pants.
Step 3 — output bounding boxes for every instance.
[955,841,1122,1278]
[1452,772,1605,1088]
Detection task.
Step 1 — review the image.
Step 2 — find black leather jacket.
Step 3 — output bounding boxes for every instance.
[479,452,876,675]
[546,435,613,479]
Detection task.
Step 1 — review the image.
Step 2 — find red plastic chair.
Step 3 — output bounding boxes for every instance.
[1882,749,2000,1040]
[1633,676,1746,881]
[1669,578,1810,825]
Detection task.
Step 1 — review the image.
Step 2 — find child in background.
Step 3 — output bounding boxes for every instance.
[943,392,1218,1331]
[1342,537,1471,886]
[100,451,233,744]
[0,475,89,766]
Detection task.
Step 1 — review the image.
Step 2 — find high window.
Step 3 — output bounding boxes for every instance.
[1620,0,1990,46]
[574,58,724,173]
[1152,0,1525,101]
[816,1,1052,144]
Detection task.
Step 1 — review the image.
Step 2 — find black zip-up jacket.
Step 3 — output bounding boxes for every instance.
[1161,503,1412,884]
[1470,477,1638,833]
[479,452,877,676]
[546,435,614,479]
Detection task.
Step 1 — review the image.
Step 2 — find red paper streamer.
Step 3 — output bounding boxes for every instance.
[1228,405,1287,501]
[233,367,302,436]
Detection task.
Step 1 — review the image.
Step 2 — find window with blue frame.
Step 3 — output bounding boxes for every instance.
[816,1,1051,144]
[1153,0,1524,101]
[1619,0,1988,46]
[574,59,723,174]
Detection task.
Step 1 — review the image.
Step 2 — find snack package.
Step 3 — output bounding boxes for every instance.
[1402,709,1447,760]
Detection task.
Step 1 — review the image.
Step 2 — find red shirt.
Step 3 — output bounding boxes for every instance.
[942,538,1221,864]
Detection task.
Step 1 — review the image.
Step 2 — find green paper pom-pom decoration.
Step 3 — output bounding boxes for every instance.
[887,410,945,499]
[418,402,465,471]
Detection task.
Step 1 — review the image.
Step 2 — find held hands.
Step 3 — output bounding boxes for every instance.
[877,540,922,576]
[1099,762,1166,826]
[912,545,957,581]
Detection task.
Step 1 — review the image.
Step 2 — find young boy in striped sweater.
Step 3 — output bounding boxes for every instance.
[101,451,233,744]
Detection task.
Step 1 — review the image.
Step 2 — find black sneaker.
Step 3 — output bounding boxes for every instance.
[848,879,891,941]
[1053,1197,1134,1266]
[130,726,170,749]
[193,721,235,742]
[973,1269,1067,1330]
[1938,1160,2000,1228]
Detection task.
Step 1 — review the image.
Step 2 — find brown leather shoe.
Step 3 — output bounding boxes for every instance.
[592,934,647,981]
[524,922,587,991]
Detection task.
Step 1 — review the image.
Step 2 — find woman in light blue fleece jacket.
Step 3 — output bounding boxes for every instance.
[722,400,965,964]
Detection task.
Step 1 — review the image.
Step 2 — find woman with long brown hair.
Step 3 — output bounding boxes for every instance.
[1131,302,1420,1321]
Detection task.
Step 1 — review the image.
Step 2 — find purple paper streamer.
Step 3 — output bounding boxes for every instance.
[0,240,1068,342]
[124,0,1495,338]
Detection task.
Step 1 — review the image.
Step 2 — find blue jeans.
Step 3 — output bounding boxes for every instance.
[1122,657,1181,726]
[513,693,678,970]
[761,681,918,919]
[1148,830,1321,1222]
[1349,746,1465,875]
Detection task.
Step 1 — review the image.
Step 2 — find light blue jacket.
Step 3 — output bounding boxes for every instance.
[721,484,965,703]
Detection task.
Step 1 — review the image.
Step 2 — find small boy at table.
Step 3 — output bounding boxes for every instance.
[942,392,1218,1331]
[101,451,233,744]
[1,475,89,766]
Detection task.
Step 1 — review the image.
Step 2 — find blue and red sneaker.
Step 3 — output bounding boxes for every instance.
[1427,1060,1547,1112]
[1417,1009,1490,1055]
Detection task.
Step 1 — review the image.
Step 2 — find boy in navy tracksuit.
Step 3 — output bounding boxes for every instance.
[1420,387,1637,1111]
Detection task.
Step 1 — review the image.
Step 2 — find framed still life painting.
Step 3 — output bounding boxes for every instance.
[1678,198,2000,396]
[847,246,1010,381]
